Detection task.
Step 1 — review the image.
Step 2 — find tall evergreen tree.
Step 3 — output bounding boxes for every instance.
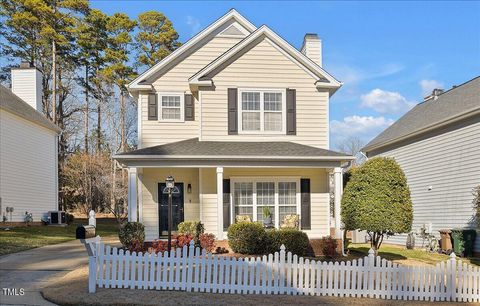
[101,13,137,152]
[135,11,180,68]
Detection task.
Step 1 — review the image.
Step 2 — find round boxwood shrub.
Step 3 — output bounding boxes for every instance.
[266,228,311,257]
[227,222,267,254]
[119,222,145,251]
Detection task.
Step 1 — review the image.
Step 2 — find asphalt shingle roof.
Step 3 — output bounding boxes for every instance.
[364,76,480,151]
[117,138,350,159]
[0,85,61,133]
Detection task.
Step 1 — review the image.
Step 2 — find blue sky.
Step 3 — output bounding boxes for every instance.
[92,0,480,148]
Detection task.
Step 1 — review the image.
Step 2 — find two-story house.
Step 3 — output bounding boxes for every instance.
[114,9,352,242]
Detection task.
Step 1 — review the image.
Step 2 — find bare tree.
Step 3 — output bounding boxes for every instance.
[335,136,367,167]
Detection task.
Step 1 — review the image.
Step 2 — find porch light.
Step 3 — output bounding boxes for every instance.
[166,175,175,189]
[187,183,192,193]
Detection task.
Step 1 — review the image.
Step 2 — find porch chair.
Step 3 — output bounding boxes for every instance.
[280,214,299,229]
[235,215,252,223]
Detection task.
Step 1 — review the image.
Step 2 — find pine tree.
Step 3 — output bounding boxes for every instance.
[135,11,180,68]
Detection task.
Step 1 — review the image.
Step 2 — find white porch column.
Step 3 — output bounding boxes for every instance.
[333,167,343,238]
[127,167,138,222]
[216,167,224,239]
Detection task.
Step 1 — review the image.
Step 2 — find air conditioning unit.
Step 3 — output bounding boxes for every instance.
[48,211,66,225]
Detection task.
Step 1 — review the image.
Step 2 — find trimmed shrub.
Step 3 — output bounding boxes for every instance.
[119,222,145,251]
[177,221,204,237]
[342,157,413,251]
[227,222,267,254]
[65,213,75,225]
[266,228,311,257]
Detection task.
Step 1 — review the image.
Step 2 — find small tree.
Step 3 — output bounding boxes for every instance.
[341,157,413,251]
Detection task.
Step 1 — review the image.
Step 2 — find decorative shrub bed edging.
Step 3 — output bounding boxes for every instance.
[83,237,480,302]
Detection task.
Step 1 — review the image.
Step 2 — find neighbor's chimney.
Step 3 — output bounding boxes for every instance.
[301,33,322,67]
[424,88,444,101]
[11,61,43,112]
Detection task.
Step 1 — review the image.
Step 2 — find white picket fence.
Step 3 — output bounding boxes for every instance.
[84,238,480,302]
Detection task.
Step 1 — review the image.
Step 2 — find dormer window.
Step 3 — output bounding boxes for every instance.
[158,93,184,122]
[238,89,285,134]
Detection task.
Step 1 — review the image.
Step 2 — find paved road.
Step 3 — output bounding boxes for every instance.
[0,238,118,306]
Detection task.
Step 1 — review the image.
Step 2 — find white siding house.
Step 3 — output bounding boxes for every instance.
[0,64,61,222]
[364,77,480,253]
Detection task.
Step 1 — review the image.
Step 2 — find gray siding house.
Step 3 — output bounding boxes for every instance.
[363,76,480,253]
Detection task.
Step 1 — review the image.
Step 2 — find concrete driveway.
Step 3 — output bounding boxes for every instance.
[0,237,118,306]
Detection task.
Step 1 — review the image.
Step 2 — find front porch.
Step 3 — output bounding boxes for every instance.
[125,166,345,242]
[114,138,352,242]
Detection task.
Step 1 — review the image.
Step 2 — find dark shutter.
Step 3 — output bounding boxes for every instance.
[286,88,296,135]
[184,94,194,121]
[227,88,238,134]
[223,179,231,230]
[148,93,158,120]
[300,178,311,230]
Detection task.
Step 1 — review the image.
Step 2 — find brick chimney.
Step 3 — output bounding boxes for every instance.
[301,33,322,67]
[11,61,43,112]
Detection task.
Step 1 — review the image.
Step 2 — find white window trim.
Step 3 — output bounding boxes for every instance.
[237,88,286,134]
[230,176,300,228]
[157,92,185,122]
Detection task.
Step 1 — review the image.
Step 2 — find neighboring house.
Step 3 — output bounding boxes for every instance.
[0,63,61,223]
[114,9,353,241]
[363,77,480,251]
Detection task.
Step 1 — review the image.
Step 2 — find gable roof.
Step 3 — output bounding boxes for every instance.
[189,25,342,93]
[0,85,61,133]
[363,76,480,152]
[128,9,256,90]
[115,137,352,161]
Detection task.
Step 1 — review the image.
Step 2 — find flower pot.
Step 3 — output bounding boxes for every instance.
[263,216,272,227]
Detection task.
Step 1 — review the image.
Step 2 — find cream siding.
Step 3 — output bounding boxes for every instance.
[201,168,330,237]
[0,110,57,222]
[371,119,480,251]
[200,38,329,149]
[139,37,243,148]
[140,168,200,241]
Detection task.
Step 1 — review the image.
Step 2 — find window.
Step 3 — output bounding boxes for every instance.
[158,93,184,121]
[239,89,285,133]
[232,178,299,228]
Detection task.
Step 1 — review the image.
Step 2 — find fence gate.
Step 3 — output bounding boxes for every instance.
[83,238,480,302]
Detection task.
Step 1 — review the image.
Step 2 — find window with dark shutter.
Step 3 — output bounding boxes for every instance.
[286,88,296,135]
[148,93,158,120]
[184,94,194,121]
[300,178,311,230]
[227,88,238,134]
[223,179,231,230]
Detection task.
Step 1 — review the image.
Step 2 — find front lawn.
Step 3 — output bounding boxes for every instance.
[0,218,119,256]
[348,243,480,266]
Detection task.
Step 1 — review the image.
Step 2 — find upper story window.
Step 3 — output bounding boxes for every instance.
[238,89,285,134]
[158,93,184,122]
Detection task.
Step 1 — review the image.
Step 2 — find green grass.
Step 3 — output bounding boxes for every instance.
[0,218,119,256]
[348,243,480,266]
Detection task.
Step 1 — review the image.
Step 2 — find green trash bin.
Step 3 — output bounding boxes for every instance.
[451,228,477,257]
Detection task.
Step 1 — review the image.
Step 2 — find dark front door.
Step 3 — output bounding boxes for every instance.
[158,182,184,236]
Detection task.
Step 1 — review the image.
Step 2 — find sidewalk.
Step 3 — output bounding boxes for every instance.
[0,237,118,306]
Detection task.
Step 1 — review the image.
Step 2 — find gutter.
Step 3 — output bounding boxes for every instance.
[113,154,355,161]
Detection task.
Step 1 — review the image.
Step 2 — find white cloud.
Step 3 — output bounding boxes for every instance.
[330,115,394,141]
[419,79,444,96]
[186,16,201,35]
[360,89,415,114]
[328,63,404,85]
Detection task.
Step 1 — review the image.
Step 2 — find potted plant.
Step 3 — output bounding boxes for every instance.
[263,207,273,227]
